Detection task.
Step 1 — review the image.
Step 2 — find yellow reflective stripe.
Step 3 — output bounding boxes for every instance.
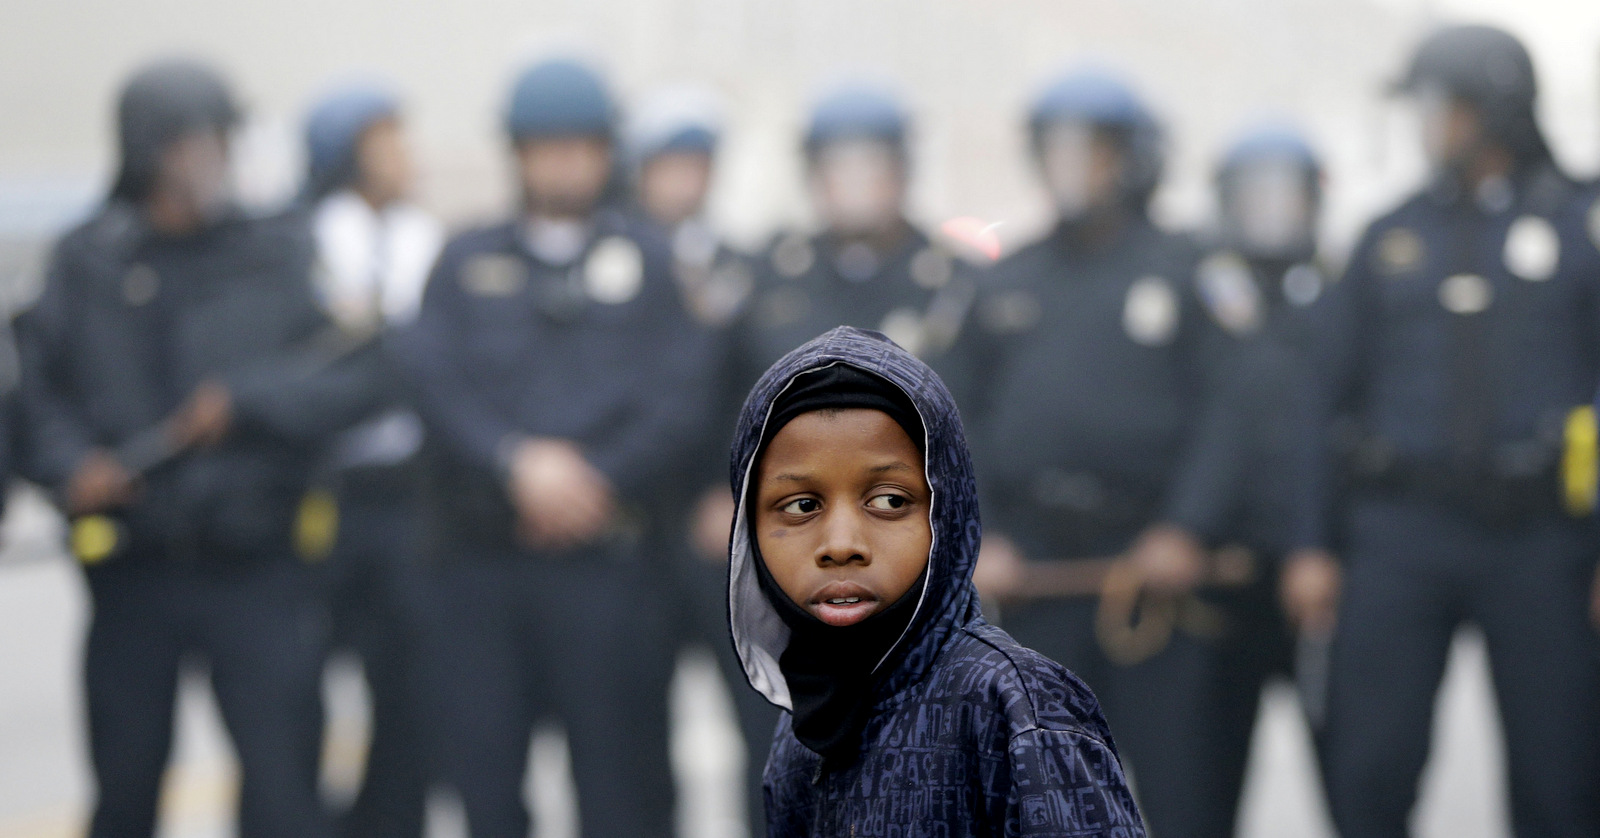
[294,489,339,562]
[71,515,119,564]
[1562,405,1598,517]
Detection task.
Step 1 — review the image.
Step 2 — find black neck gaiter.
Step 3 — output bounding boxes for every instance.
[753,551,927,760]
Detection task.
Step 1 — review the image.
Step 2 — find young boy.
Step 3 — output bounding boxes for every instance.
[728,326,1145,836]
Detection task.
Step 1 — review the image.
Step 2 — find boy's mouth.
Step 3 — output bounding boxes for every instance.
[809,581,880,627]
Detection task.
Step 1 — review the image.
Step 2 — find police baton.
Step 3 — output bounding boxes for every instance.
[69,322,379,565]
[997,547,1258,666]
[68,421,185,565]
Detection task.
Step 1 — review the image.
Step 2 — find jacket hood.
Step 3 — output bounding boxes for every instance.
[728,326,982,709]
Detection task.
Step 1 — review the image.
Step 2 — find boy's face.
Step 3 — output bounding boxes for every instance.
[754,408,931,628]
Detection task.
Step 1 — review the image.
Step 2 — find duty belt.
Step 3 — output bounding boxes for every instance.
[1346,439,1565,526]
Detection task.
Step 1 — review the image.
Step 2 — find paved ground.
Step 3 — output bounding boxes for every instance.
[0,488,1509,838]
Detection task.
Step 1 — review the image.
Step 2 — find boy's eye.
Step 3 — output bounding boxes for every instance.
[781,498,821,515]
[866,493,910,511]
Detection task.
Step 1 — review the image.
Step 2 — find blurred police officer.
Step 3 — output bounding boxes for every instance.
[1305,25,1600,837]
[961,67,1245,837]
[625,83,778,836]
[15,58,379,838]
[729,82,973,392]
[1196,121,1337,830]
[301,80,443,838]
[394,58,713,838]
[627,84,754,333]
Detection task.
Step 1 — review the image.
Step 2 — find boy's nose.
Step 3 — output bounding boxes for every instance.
[815,509,870,567]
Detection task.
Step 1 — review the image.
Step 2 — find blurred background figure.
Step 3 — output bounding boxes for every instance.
[12,57,382,838]
[960,66,1251,838]
[1305,24,1600,838]
[625,83,777,837]
[627,84,754,331]
[1197,120,1336,828]
[393,57,714,838]
[300,79,443,838]
[728,81,974,397]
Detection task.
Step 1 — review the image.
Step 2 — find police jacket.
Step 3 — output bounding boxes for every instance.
[1305,163,1600,534]
[17,202,381,565]
[395,207,716,559]
[960,215,1237,560]
[729,223,972,407]
[1191,249,1332,554]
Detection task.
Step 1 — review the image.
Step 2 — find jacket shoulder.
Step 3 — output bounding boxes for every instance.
[49,203,144,266]
[945,621,1117,747]
[1365,190,1433,233]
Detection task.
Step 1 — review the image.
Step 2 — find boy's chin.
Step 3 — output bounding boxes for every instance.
[810,599,883,627]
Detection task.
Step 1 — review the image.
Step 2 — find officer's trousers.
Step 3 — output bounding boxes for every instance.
[325,490,430,838]
[424,551,676,838]
[1003,595,1244,838]
[670,553,781,837]
[82,558,331,838]
[1323,496,1600,838]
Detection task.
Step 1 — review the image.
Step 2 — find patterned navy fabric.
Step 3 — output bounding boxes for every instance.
[727,326,1145,837]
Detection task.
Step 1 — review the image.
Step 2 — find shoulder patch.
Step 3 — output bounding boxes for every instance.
[1123,275,1179,346]
[584,236,644,304]
[1503,214,1559,282]
[1195,252,1261,335]
[1374,227,1425,276]
[459,253,528,297]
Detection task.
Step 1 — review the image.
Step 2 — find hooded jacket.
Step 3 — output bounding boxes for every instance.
[729,326,1145,837]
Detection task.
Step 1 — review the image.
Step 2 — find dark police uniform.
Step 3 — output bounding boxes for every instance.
[1190,246,1328,826]
[1311,165,1600,838]
[963,213,1248,837]
[397,205,714,838]
[730,225,970,396]
[1188,124,1333,832]
[1305,26,1600,838]
[14,59,380,838]
[959,67,1247,838]
[17,198,369,838]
